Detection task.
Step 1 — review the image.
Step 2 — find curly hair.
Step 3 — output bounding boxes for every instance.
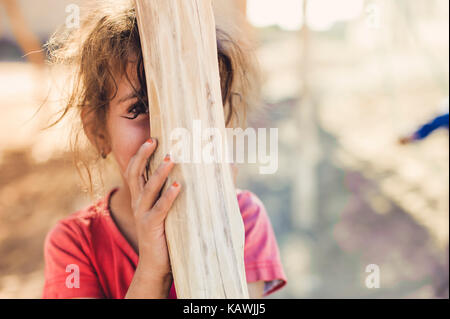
[45,0,260,192]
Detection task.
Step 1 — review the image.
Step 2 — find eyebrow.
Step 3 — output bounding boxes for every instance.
[118,93,139,103]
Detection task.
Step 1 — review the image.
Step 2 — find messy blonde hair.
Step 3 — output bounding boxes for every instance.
[46,0,260,192]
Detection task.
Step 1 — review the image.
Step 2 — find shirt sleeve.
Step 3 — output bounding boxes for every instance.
[414,113,449,140]
[238,190,287,297]
[42,220,104,299]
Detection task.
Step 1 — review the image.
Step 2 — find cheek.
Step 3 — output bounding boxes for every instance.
[108,118,150,174]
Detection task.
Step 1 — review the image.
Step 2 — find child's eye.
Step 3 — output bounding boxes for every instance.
[123,101,148,120]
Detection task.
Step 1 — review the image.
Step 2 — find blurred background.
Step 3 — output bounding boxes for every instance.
[0,0,448,298]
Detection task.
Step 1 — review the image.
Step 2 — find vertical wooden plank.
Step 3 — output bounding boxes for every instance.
[213,0,253,44]
[293,0,320,229]
[0,0,45,64]
[134,0,249,299]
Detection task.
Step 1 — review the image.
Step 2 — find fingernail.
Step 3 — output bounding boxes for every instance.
[164,154,171,163]
[146,138,154,144]
[172,181,179,188]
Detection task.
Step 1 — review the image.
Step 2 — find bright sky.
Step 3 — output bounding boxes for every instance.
[247,0,365,31]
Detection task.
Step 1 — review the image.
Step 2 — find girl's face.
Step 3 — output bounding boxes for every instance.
[105,62,150,179]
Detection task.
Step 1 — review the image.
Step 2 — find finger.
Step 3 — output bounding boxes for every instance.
[138,154,175,212]
[137,138,158,181]
[148,181,181,223]
[126,138,157,195]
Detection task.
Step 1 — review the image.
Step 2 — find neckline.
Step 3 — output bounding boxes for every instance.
[104,187,139,264]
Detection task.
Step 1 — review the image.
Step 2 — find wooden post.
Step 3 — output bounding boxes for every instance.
[134,0,249,299]
[292,0,321,229]
[213,0,254,46]
[0,0,45,64]
[212,0,248,27]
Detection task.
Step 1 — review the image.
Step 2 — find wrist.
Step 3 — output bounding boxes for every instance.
[139,261,172,284]
[126,263,173,299]
[136,262,172,284]
[137,255,171,278]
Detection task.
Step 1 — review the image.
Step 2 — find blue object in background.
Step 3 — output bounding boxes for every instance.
[414,113,449,140]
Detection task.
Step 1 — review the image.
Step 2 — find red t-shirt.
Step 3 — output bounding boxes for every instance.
[42,188,287,298]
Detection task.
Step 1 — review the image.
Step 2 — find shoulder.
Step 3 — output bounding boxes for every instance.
[44,195,109,258]
[236,189,287,296]
[236,189,270,229]
[236,188,272,234]
[236,189,276,251]
[237,189,266,214]
[42,195,112,298]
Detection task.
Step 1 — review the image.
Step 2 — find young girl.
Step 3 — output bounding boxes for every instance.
[43,1,286,299]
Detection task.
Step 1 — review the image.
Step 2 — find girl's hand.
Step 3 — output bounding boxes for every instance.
[124,138,181,297]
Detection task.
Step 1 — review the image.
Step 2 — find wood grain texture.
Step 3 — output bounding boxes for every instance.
[134,0,248,298]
